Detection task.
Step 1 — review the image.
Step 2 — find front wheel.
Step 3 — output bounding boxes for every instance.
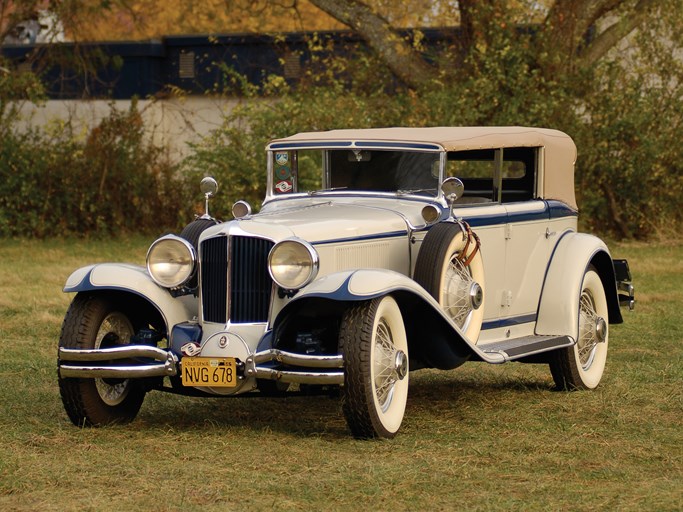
[550,267,609,390]
[58,294,146,426]
[340,295,409,439]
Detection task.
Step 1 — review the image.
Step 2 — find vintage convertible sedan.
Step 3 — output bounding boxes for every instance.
[58,127,634,438]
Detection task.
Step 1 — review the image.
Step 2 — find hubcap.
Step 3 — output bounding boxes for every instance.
[394,350,408,380]
[469,282,483,310]
[595,317,607,344]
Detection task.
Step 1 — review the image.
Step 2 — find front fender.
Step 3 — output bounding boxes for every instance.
[64,263,196,332]
[273,269,504,368]
[292,269,437,302]
[536,232,621,340]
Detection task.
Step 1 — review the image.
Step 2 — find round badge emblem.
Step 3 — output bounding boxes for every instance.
[275,180,293,193]
[275,165,291,180]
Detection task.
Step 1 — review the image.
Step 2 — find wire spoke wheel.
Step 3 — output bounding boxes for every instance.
[340,295,409,439]
[578,291,600,369]
[58,294,147,427]
[373,320,401,411]
[443,254,475,329]
[550,267,609,390]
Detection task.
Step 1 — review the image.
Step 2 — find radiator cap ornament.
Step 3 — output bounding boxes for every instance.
[199,177,218,220]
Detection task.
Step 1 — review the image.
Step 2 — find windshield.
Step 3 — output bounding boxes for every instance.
[269,148,442,197]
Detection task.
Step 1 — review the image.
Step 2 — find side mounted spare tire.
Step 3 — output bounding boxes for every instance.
[180,218,219,251]
[413,222,485,342]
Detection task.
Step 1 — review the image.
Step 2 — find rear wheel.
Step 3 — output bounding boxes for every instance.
[340,296,409,439]
[58,294,146,426]
[550,267,609,390]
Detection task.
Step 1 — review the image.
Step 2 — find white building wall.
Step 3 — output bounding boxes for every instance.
[15,97,245,162]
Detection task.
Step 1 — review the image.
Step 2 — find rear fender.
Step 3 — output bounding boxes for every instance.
[536,232,622,341]
[64,263,197,332]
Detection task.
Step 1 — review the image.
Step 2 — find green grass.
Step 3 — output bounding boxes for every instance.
[0,236,680,511]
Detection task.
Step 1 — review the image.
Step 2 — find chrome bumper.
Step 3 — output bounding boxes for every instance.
[58,345,178,379]
[246,349,344,385]
[58,346,344,386]
[618,281,636,311]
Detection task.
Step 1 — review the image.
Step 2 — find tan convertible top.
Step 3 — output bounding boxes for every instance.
[269,126,578,210]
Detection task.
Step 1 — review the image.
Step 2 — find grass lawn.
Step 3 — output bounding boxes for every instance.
[0,236,680,511]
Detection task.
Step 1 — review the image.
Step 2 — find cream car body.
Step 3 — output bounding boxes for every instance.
[58,127,634,439]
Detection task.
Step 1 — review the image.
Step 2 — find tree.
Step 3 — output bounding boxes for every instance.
[309,0,669,90]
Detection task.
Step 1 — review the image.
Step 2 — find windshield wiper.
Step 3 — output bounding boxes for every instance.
[396,188,437,196]
[309,187,348,195]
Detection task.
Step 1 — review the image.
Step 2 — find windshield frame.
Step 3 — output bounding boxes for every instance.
[264,142,446,204]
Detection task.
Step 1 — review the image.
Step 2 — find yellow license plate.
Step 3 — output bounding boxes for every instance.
[181,357,237,387]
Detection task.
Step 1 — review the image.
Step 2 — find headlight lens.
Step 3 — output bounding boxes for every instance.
[268,239,319,290]
[146,235,196,288]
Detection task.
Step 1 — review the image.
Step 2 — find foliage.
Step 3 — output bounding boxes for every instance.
[183,2,682,239]
[1,1,681,238]
[0,101,186,237]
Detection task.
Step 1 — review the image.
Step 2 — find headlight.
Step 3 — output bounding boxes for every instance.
[268,239,319,290]
[146,235,196,288]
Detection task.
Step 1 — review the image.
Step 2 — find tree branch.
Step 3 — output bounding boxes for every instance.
[577,0,664,67]
[308,0,436,90]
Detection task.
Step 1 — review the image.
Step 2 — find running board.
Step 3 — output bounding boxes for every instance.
[478,335,573,362]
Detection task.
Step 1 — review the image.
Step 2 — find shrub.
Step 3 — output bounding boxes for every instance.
[0,101,186,237]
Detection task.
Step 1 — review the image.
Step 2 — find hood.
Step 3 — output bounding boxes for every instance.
[232,201,410,243]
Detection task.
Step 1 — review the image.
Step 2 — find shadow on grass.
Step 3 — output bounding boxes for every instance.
[132,368,557,437]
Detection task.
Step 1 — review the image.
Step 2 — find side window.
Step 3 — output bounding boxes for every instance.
[500,147,537,203]
[446,149,497,203]
[446,147,538,204]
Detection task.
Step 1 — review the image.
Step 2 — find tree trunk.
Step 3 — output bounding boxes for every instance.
[308,0,436,90]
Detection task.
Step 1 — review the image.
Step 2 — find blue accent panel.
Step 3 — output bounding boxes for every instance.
[170,322,203,356]
[256,330,275,352]
[460,202,559,227]
[296,274,373,302]
[462,209,546,226]
[312,230,408,246]
[482,313,537,330]
[506,209,550,223]
[269,141,353,149]
[354,141,442,150]
[547,200,578,219]
[63,268,95,292]
[462,212,509,227]
[318,274,363,301]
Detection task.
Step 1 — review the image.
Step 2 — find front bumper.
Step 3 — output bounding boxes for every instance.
[58,346,344,386]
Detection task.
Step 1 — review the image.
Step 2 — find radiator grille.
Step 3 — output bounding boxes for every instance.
[230,236,274,323]
[200,236,228,323]
[200,235,274,324]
